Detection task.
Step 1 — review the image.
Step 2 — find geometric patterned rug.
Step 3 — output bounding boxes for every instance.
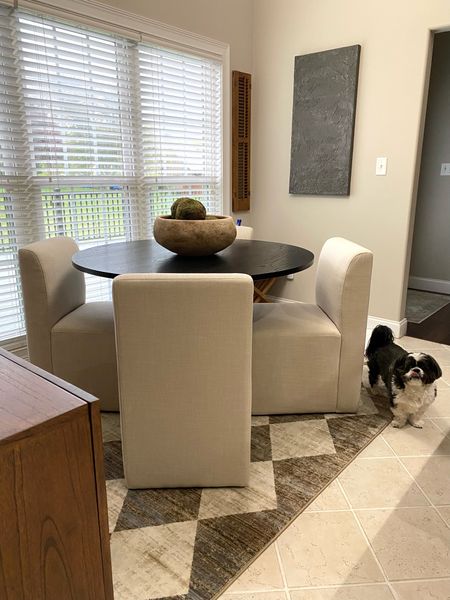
[102,388,392,600]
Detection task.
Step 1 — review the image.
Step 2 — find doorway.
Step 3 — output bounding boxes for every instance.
[407,31,450,344]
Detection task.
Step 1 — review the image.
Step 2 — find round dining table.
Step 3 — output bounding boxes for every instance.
[72,239,314,303]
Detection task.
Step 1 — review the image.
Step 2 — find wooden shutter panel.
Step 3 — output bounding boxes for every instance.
[232,71,251,212]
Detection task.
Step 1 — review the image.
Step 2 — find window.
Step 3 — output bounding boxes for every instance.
[0,5,223,340]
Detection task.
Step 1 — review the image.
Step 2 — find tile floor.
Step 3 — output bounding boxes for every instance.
[219,336,450,600]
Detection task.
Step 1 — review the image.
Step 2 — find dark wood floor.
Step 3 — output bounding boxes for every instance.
[407,301,450,344]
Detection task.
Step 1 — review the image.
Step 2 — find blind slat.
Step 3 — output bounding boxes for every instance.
[0,5,222,342]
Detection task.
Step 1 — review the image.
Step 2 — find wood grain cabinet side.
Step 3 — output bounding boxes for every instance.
[0,349,113,600]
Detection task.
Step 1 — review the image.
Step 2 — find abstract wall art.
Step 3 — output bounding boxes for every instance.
[289,44,361,196]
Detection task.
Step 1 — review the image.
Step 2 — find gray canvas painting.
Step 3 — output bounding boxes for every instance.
[289,45,361,196]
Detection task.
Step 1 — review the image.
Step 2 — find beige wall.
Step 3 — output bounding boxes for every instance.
[98,0,253,72]
[410,32,450,288]
[97,0,450,322]
[250,0,450,322]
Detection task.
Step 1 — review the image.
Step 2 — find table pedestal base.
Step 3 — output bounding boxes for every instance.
[253,278,277,303]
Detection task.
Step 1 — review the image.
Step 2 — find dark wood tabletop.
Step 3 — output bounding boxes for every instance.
[72,239,314,281]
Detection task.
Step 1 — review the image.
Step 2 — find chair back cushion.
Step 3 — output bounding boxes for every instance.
[113,273,254,488]
[316,237,373,411]
[18,237,85,372]
[236,225,254,240]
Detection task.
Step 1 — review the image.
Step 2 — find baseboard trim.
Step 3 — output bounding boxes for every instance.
[409,276,450,295]
[0,335,29,359]
[267,295,408,339]
[366,316,408,339]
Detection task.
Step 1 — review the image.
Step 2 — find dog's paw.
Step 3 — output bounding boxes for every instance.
[392,419,406,428]
[410,418,424,429]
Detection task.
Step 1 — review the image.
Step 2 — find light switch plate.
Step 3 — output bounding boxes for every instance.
[376,157,387,176]
[440,163,450,176]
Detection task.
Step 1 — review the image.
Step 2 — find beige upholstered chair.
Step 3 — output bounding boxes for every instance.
[113,273,254,489]
[252,237,373,414]
[236,225,254,240]
[18,237,119,411]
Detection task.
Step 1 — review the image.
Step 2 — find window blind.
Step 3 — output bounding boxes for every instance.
[139,45,222,227]
[0,6,223,341]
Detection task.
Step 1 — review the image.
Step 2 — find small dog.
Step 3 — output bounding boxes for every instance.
[366,325,442,428]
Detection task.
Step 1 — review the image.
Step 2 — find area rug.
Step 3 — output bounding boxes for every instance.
[102,388,391,600]
[406,288,450,324]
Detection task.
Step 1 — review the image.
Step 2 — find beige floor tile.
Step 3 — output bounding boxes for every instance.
[425,388,450,417]
[305,480,349,511]
[221,593,287,600]
[439,353,450,367]
[382,421,450,456]
[392,579,450,599]
[432,418,450,435]
[436,505,450,526]
[226,544,284,593]
[437,379,450,391]
[290,585,394,600]
[438,348,450,361]
[401,456,450,504]
[356,507,450,580]
[277,511,384,587]
[358,435,395,458]
[369,334,450,359]
[398,337,445,351]
[442,364,450,379]
[339,458,428,508]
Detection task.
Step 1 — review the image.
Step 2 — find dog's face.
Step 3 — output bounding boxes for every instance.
[393,352,442,388]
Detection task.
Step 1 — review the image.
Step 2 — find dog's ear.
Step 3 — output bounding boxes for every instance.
[421,355,442,383]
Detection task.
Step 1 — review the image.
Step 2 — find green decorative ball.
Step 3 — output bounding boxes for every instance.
[172,198,207,220]
[170,197,187,219]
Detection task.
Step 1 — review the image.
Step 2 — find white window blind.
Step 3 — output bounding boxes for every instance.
[139,45,222,226]
[0,5,223,341]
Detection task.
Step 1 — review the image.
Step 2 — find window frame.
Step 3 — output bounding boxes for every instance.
[11,0,231,215]
[0,0,230,346]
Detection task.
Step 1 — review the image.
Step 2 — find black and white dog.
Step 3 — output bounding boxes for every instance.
[366,325,442,428]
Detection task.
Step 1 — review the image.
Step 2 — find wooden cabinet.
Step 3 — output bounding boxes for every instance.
[0,348,113,600]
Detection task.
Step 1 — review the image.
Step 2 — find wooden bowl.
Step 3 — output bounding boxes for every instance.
[153,215,237,256]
